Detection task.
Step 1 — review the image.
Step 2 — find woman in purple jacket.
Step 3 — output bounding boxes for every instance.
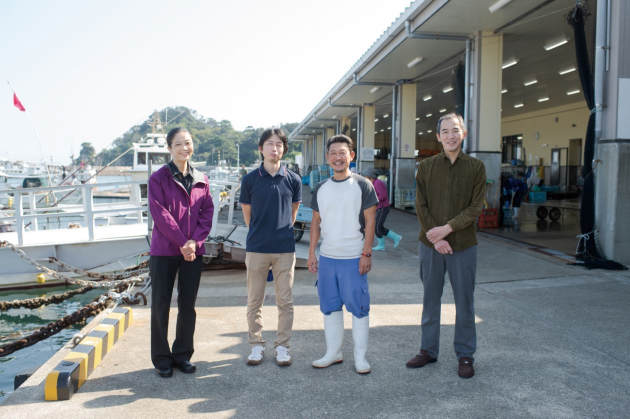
[149,127,214,378]
[359,167,402,251]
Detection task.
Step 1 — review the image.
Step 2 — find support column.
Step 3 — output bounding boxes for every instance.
[595,0,630,264]
[468,31,503,206]
[315,133,323,166]
[360,105,376,171]
[396,83,417,190]
[325,128,335,163]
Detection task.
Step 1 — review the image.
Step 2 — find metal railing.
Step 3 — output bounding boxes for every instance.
[0,180,146,246]
[1,178,240,246]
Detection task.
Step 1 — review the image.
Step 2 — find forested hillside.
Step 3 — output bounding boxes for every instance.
[92,107,299,167]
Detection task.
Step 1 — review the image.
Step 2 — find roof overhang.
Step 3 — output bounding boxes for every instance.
[291,0,584,140]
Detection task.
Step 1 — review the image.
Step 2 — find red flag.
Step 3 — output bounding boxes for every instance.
[13,93,26,111]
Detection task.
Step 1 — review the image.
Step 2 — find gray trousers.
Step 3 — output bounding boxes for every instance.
[418,241,477,361]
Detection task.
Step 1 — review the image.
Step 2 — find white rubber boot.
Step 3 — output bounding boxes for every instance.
[312,311,344,368]
[352,315,371,374]
[513,207,520,219]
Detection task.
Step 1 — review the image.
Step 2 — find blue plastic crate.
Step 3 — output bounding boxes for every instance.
[529,191,546,203]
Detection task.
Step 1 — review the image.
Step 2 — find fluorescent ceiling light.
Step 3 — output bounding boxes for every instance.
[439,109,447,113]
[514,103,524,108]
[374,131,378,134]
[352,128,356,131]
[502,58,519,69]
[415,117,420,121]
[489,0,513,13]
[380,129,385,132]
[442,86,453,93]
[423,95,432,101]
[419,132,423,135]
[387,127,391,130]
[332,115,338,119]
[517,136,523,140]
[567,89,581,95]
[524,79,538,86]
[544,37,570,51]
[407,57,423,68]
[426,113,432,117]
[427,130,433,133]
[559,67,576,75]
[501,89,508,94]
[383,114,389,118]
[538,97,549,102]
[374,118,379,122]
[370,86,380,94]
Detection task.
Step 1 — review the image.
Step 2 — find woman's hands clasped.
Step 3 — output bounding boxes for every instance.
[180,240,197,262]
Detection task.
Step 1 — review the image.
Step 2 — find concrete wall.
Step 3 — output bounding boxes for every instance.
[501,102,589,167]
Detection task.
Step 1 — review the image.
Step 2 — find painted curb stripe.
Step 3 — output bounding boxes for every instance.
[45,307,133,401]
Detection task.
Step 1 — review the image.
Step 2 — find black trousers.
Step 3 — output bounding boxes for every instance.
[375,206,390,238]
[150,255,203,369]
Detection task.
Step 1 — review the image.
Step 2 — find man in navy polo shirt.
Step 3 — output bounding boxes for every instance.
[239,128,302,366]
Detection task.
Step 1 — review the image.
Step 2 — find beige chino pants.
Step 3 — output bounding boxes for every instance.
[245,252,295,349]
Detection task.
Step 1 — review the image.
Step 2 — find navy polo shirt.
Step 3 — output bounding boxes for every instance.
[239,163,302,253]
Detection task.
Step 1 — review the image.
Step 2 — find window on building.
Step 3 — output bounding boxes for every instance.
[502,135,523,164]
[137,153,147,165]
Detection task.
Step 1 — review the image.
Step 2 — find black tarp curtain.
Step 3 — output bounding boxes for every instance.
[566,2,626,270]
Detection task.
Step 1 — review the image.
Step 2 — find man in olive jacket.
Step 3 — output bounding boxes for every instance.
[406,113,486,379]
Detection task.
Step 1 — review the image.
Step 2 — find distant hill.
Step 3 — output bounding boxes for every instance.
[98,106,298,167]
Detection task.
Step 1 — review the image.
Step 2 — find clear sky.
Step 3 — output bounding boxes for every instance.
[0,0,413,165]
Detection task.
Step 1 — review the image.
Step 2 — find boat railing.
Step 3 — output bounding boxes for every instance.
[207,180,240,235]
[1,179,240,246]
[0,180,146,246]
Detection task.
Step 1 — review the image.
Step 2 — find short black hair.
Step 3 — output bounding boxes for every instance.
[166,127,192,148]
[326,134,353,152]
[258,128,288,160]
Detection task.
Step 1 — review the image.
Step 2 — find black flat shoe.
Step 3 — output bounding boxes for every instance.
[174,360,196,374]
[156,365,173,378]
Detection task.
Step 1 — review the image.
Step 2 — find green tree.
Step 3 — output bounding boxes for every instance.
[76,142,95,164]
[97,106,300,168]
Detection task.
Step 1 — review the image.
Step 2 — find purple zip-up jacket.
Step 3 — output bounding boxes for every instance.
[373,178,390,209]
[148,165,214,256]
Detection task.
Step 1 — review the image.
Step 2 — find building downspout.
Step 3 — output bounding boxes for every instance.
[389,84,398,204]
[463,38,472,153]
[594,0,608,144]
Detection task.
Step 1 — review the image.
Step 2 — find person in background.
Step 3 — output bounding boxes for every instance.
[149,127,215,378]
[239,128,302,367]
[308,135,378,374]
[503,177,528,218]
[239,164,248,180]
[407,113,486,379]
[359,167,402,251]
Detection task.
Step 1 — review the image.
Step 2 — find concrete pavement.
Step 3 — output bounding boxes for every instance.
[2,205,630,418]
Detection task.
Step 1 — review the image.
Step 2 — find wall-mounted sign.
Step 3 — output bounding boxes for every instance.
[361,147,375,161]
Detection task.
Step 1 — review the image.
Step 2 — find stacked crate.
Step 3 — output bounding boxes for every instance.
[394,188,415,210]
[319,164,331,181]
[477,209,498,228]
[309,167,320,193]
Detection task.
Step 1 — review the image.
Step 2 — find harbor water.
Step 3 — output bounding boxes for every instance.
[0,174,133,405]
[0,285,107,405]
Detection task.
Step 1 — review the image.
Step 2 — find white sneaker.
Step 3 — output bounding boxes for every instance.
[275,345,292,366]
[247,345,264,365]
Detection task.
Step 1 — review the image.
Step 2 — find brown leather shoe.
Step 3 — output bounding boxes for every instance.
[458,357,474,378]
[406,350,437,368]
